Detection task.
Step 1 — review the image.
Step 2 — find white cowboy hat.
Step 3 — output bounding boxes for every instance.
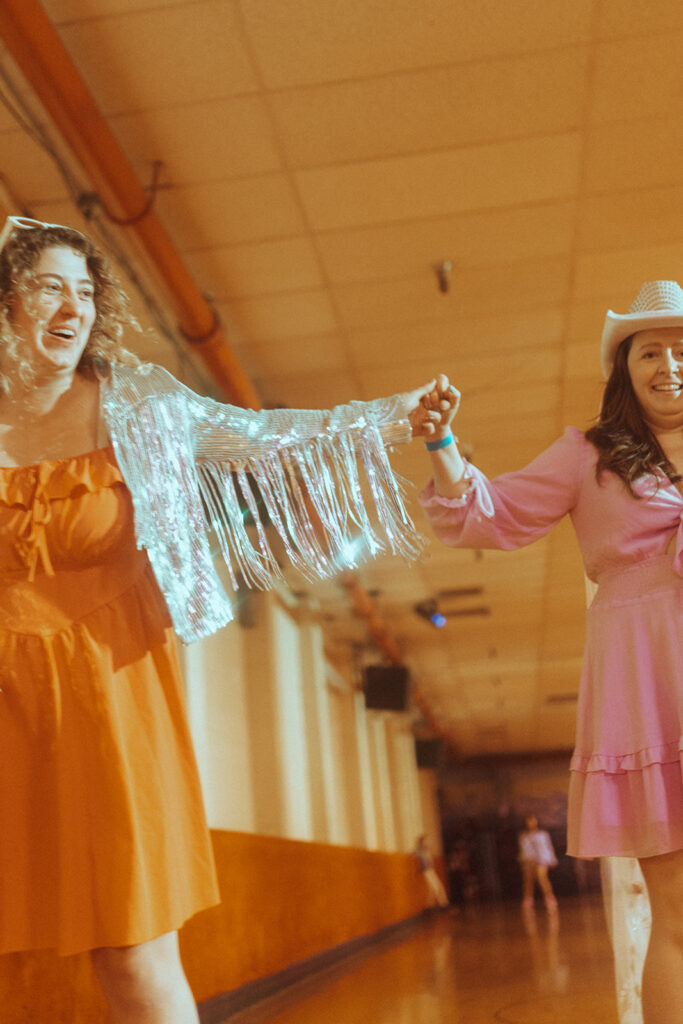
[601,280,683,377]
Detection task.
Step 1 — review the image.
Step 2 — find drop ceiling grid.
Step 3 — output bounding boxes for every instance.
[228,2,380,402]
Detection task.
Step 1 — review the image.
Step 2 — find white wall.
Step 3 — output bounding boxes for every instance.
[179,621,254,832]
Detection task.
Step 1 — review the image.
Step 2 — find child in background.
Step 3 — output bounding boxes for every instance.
[519,815,558,913]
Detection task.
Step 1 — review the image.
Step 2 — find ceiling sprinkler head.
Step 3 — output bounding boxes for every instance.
[434,260,453,294]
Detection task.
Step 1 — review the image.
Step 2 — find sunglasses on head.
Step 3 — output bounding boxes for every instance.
[0,215,78,253]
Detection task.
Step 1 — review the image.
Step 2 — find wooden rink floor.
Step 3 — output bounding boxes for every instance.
[220,894,619,1024]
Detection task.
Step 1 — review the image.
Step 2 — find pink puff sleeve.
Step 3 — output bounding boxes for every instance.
[418,427,585,550]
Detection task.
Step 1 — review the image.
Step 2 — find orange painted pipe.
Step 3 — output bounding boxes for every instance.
[0,0,261,410]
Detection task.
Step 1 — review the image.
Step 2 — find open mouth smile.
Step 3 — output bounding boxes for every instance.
[44,327,77,341]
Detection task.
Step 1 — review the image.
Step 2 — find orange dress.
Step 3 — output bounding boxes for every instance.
[0,445,219,956]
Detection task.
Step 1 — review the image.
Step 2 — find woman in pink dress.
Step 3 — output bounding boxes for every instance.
[416,281,683,1024]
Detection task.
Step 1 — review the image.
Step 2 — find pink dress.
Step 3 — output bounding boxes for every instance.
[420,427,683,859]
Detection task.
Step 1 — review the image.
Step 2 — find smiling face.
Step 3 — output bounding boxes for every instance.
[10,245,96,379]
[626,326,683,432]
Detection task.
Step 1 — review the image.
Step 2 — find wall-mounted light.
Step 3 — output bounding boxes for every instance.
[414,599,447,628]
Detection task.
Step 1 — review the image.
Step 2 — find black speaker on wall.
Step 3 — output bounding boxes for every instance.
[415,737,444,769]
[363,665,409,711]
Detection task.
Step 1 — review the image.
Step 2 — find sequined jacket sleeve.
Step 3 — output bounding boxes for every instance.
[102,363,420,643]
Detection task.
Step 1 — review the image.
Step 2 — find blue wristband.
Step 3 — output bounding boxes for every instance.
[425,432,454,452]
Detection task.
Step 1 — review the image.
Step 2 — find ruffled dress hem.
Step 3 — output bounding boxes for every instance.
[568,746,683,859]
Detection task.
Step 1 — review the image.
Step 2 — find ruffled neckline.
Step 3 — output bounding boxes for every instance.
[0,445,122,507]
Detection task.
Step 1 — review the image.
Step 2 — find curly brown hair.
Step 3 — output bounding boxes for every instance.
[585,334,681,494]
[0,222,139,393]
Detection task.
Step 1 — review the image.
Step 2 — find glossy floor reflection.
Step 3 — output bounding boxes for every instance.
[220,895,619,1024]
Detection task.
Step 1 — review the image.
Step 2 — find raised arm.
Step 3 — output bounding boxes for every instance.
[188,378,440,459]
[104,363,451,640]
[411,372,470,498]
[416,376,584,551]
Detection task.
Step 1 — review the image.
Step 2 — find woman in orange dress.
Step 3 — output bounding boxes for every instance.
[0,217,441,1023]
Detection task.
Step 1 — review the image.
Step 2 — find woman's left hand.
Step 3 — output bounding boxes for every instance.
[407,374,460,437]
[404,379,441,437]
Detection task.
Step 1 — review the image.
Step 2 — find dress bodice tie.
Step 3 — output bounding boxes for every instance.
[14,463,55,582]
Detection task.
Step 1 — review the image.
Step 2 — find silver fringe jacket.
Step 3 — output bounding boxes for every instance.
[101,363,421,644]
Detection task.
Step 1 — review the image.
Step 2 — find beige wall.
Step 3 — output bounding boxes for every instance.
[180,589,440,854]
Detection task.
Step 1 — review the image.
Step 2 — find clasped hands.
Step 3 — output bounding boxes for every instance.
[406,374,460,439]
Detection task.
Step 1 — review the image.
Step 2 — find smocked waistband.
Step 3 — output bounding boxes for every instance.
[591,555,683,608]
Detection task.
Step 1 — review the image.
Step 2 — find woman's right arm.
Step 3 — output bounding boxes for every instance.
[411,374,471,498]
[428,429,470,499]
[417,378,584,551]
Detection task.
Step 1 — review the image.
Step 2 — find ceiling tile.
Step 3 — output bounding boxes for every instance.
[183,237,324,300]
[565,341,602,381]
[295,134,582,231]
[156,175,306,248]
[457,387,562,449]
[43,0,191,18]
[574,242,683,300]
[476,437,563,474]
[239,332,349,380]
[316,203,577,286]
[240,0,594,88]
[220,290,339,343]
[269,49,590,167]
[357,346,561,403]
[591,33,683,124]
[598,1,683,38]
[57,0,257,116]
[334,256,570,331]
[109,96,282,185]
[577,185,683,252]
[562,391,602,431]
[0,129,71,204]
[256,370,358,412]
[584,117,683,194]
[345,309,566,370]
[565,294,634,344]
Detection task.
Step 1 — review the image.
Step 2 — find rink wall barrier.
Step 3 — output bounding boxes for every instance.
[0,830,433,1023]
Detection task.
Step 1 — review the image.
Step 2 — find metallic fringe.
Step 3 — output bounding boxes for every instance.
[197,425,423,591]
[104,363,421,642]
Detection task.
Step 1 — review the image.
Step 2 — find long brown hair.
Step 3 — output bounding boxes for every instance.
[585,335,681,494]
[0,223,139,393]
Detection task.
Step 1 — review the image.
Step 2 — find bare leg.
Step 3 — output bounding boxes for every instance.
[91,931,199,1024]
[535,865,557,910]
[522,863,535,905]
[639,849,683,1024]
[424,867,449,907]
